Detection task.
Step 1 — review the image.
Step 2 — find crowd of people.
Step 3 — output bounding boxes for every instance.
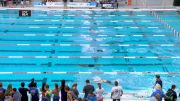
[0,75,179,101]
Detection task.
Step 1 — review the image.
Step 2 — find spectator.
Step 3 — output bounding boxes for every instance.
[164,85,177,101]
[111,81,123,101]
[41,83,47,101]
[65,86,73,101]
[151,84,164,101]
[44,84,51,101]
[86,92,96,101]
[52,83,59,101]
[154,75,163,88]
[59,80,67,101]
[71,83,79,100]
[95,83,104,101]
[29,78,37,88]
[12,88,21,101]
[5,84,13,101]
[63,0,67,9]
[18,82,28,101]
[0,82,6,101]
[83,80,95,98]
[29,83,39,101]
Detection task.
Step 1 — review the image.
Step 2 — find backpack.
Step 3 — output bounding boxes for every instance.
[165,89,173,101]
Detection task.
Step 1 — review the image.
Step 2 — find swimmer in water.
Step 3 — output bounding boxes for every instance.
[78,64,101,67]
[93,76,113,85]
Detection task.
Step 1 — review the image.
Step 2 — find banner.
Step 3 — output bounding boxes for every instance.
[102,3,114,9]
[33,2,97,8]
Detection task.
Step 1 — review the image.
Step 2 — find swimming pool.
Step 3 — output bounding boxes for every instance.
[0,9,180,96]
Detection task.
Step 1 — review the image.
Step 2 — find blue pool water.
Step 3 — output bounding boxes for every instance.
[0,9,180,95]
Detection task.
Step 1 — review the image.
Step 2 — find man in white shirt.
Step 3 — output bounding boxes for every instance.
[111,81,123,101]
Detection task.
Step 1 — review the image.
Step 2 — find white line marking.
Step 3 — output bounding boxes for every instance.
[121,15,129,16]
[160,44,174,46]
[24,34,36,36]
[137,15,146,16]
[80,56,92,58]
[99,44,110,46]
[171,56,180,59]
[17,44,30,46]
[57,56,70,58]
[101,56,114,58]
[53,72,67,74]
[104,72,117,74]
[51,20,59,22]
[0,72,13,74]
[95,15,102,16]
[54,15,61,16]
[8,56,23,58]
[35,56,48,58]
[34,20,44,22]
[81,27,90,28]
[110,20,118,22]
[45,34,55,36]
[68,15,75,16]
[29,26,40,28]
[64,27,74,28]
[98,35,107,37]
[124,20,133,22]
[63,34,73,36]
[138,44,149,46]
[48,27,58,28]
[40,44,51,46]
[124,56,136,59]
[118,44,130,46]
[27,72,41,74]
[141,20,151,22]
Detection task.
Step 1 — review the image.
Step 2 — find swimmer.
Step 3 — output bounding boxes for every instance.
[93,76,113,85]
[97,49,104,52]
[78,64,101,67]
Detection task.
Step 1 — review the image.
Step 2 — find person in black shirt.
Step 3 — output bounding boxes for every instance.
[165,85,177,101]
[60,80,67,101]
[154,75,163,88]
[18,82,29,101]
[29,78,37,88]
[83,80,95,98]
